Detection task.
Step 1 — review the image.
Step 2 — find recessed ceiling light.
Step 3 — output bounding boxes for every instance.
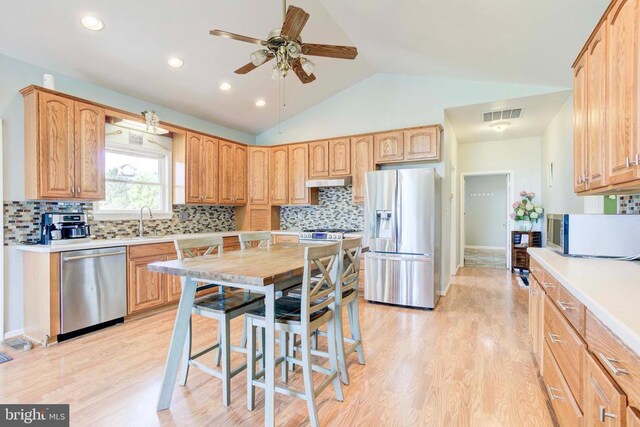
[168,57,184,68]
[219,82,232,91]
[490,121,511,133]
[255,99,266,107]
[81,15,104,31]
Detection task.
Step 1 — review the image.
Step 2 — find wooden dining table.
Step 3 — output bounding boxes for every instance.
[148,242,318,427]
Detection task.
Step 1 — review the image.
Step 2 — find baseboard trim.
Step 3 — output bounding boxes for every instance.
[3,328,24,340]
[465,245,506,251]
[438,280,453,296]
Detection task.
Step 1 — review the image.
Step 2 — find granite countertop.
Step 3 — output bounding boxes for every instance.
[528,247,640,356]
[13,230,364,253]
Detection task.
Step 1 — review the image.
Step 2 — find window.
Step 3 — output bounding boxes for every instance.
[94,143,172,218]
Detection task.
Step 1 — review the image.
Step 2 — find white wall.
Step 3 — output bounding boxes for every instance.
[464,175,508,248]
[540,96,584,214]
[0,53,254,335]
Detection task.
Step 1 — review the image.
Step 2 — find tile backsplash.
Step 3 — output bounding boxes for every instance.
[280,187,364,231]
[619,194,640,214]
[3,201,235,245]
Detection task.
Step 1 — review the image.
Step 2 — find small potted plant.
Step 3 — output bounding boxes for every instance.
[511,191,544,231]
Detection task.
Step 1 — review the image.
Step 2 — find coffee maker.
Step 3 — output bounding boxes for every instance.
[40,212,91,245]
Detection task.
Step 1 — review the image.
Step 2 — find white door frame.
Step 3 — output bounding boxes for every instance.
[460,170,514,270]
[0,119,4,339]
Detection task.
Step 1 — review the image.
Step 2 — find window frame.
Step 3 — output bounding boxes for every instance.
[93,141,173,220]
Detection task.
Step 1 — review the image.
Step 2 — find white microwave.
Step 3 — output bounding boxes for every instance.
[546,214,640,258]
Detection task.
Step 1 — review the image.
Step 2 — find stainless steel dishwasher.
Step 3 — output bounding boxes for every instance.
[60,247,127,336]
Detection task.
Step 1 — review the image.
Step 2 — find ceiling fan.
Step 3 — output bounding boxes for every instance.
[209,0,358,84]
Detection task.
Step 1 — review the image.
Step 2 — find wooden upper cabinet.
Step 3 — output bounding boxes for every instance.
[584,352,627,427]
[586,23,607,190]
[234,144,247,204]
[270,146,289,205]
[74,101,105,200]
[351,135,374,204]
[573,54,589,193]
[329,138,351,176]
[374,131,404,163]
[289,143,316,205]
[309,140,329,178]
[185,133,203,203]
[37,91,76,199]
[404,127,440,161]
[201,137,219,204]
[248,146,269,205]
[606,0,639,185]
[219,141,235,204]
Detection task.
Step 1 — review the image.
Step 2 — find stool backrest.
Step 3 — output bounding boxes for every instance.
[301,243,340,327]
[174,237,224,260]
[239,232,272,250]
[338,237,363,299]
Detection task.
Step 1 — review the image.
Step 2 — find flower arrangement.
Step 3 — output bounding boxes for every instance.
[142,110,160,134]
[511,191,544,224]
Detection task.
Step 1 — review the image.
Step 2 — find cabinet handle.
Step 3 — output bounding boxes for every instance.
[556,300,574,311]
[542,282,555,290]
[546,385,563,400]
[598,405,617,422]
[626,155,639,168]
[547,332,563,344]
[597,353,630,376]
[71,187,75,195]
[77,186,81,194]
[577,176,583,184]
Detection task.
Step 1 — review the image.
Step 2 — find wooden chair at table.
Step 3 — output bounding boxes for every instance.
[239,231,272,250]
[288,237,366,385]
[175,236,264,407]
[245,243,344,427]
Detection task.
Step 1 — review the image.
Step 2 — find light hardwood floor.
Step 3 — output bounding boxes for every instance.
[1,267,555,426]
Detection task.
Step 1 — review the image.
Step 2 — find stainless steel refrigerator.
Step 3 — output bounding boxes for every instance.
[364,168,441,308]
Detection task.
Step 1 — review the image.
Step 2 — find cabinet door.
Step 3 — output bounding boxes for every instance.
[128,255,167,314]
[351,135,374,204]
[574,55,589,193]
[270,146,289,205]
[38,92,76,199]
[543,343,584,427]
[309,140,329,178]
[606,0,640,185]
[289,143,311,205]
[201,137,219,204]
[529,279,541,365]
[248,147,269,205]
[74,102,105,200]
[587,23,607,190]
[186,133,203,203]
[233,144,247,204]
[585,352,627,427]
[404,127,439,161]
[374,131,404,163]
[329,138,351,176]
[219,141,235,203]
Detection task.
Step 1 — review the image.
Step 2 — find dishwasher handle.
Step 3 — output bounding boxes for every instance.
[62,251,126,262]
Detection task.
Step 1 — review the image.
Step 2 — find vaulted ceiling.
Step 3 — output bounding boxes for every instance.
[0,0,608,134]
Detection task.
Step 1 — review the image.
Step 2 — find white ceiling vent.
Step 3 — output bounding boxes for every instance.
[483,108,523,122]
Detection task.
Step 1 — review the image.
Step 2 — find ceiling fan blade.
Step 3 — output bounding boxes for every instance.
[210,29,265,45]
[281,6,310,40]
[292,59,316,84]
[234,55,274,74]
[302,43,358,60]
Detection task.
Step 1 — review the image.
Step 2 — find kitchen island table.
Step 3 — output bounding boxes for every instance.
[148,242,320,427]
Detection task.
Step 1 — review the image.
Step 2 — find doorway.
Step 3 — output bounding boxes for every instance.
[461,172,512,269]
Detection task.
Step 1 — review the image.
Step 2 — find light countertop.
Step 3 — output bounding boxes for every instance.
[528,247,640,356]
[13,230,364,253]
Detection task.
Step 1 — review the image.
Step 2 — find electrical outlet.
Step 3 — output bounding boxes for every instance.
[179,211,189,222]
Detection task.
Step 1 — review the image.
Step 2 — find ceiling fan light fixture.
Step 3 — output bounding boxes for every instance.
[490,121,511,133]
[250,49,269,66]
[286,42,302,58]
[300,58,315,76]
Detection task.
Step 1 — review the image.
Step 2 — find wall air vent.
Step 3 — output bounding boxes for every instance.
[483,108,523,122]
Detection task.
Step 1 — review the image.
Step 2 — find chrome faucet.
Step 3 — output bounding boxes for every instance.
[139,206,153,237]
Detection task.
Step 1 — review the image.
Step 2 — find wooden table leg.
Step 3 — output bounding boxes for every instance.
[264,285,276,427]
[157,276,197,410]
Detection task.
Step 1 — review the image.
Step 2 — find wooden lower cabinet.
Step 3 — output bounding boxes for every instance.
[128,255,168,314]
[543,342,584,426]
[272,234,299,244]
[585,351,627,426]
[529,277,545,369]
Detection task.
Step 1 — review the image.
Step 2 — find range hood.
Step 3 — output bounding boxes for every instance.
[305,176,352,188]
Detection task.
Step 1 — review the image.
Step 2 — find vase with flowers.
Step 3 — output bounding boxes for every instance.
[511,191,544,232]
